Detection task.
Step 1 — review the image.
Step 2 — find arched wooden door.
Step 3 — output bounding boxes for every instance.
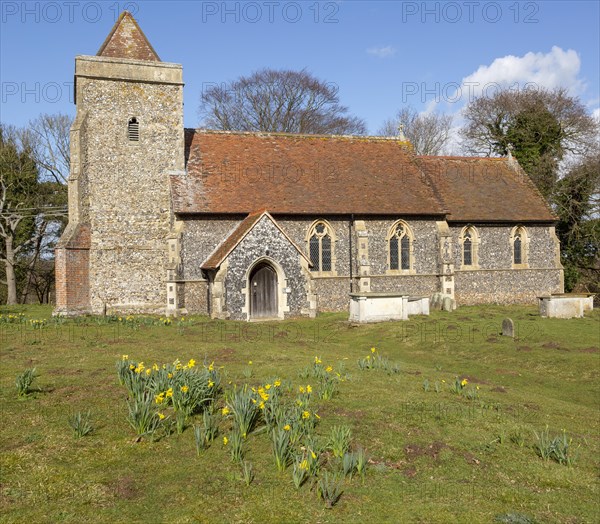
[250,263,278,319]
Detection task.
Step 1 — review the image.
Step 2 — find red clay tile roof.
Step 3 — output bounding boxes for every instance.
[171,130,556,222]
[201,210,311,270]
[97,11,160,62]
[172,130,447,216]
[414,156,557,222]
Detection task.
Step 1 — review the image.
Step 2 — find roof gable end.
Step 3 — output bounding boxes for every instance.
[201,210,312,270]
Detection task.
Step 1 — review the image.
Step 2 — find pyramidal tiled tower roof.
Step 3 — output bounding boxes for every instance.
[96,11,160,62]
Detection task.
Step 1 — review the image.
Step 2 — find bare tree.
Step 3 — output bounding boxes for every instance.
[378,107,453,155]
[20,113,72,184]
[199,69,367,135]
[0,124,67,304]
[0,125,39,304]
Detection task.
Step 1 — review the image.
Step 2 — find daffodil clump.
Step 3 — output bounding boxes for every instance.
[299,357,346,400]
[15,367,37,397]
[117,356,221,438]
[534,425,579,466]
[0,313,27,324]
[29,318,47,330]
[451,376,469,394]
[115,354,369,507]
[357,347,400,374]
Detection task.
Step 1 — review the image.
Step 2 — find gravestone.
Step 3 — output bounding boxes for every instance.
[502,318,514,337]
[442,296,453,312]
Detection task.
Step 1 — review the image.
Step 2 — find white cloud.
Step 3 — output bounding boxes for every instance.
[458,46,584,101]
[367,46,396,58]
[592,107,600,122]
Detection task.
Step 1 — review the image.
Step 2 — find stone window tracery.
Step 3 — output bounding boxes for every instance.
[387,221,413,272]
[307,221,335,274]
[460,226,480,268]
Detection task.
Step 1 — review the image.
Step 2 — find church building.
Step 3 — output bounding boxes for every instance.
[55,12,563,319]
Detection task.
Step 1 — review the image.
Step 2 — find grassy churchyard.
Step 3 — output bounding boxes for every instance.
[0,304,599,523]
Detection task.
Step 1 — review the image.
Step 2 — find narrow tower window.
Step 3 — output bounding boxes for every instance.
[128,117,139,141]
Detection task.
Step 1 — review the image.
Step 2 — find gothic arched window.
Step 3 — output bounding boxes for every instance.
[461,226,480,268]
[511,226,528,267]
[307,221,334,273]
[388,221,413,271]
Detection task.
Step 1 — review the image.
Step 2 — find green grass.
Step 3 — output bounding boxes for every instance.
[1,305,599,523]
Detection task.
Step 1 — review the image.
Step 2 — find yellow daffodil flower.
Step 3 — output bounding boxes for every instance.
[222,406,230,416]
[181,385,189,393]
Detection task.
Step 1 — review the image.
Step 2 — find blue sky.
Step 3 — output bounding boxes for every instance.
[2,1,599,143]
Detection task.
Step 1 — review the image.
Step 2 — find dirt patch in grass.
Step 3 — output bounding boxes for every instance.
[579,347,599,353]
[112,476,138,500]
[404,441,448,461]
[405,370,422,376]
[402,466,418,478]
[517,346,532,352]
[47,368,84,376]
[542,341,560,349]
[51,385,87,400]
[490,386,508,394]
[89,368,108,377]
[486,336,498,343]
[463,452,481,466]
[214,347,236,362]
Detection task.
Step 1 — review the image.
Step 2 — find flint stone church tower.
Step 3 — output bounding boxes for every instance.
[55,12,564,319]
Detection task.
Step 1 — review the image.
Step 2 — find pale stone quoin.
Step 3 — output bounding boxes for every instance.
[55,12,564,320]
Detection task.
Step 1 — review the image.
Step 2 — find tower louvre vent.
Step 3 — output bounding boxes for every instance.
[128,117,139,141]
